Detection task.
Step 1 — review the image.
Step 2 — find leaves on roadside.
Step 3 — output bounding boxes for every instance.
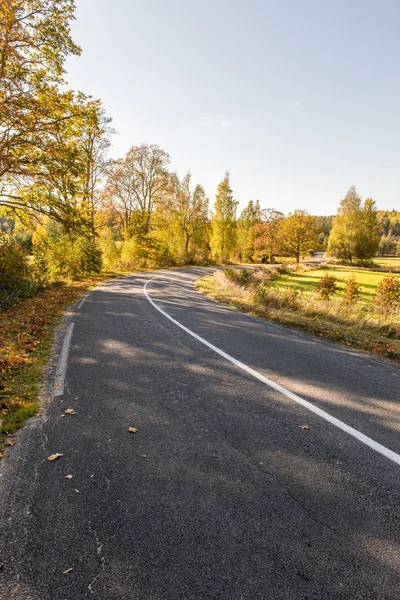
[64,474,73,479]
[128,427,138,433]
[63,568,73,574]
[64,408,77,415]
[298,424,310,430]
[4,439,16,447]
[47,453,63,461]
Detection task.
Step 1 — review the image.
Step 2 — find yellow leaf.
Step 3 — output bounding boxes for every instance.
[128,427,138,433]
[64,408,77,415]
[47,453,63,461]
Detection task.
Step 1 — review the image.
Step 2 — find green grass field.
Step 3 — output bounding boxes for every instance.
[273,267,388,304]
[373,256,400,269]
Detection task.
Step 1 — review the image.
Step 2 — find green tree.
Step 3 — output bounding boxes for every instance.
[379,233,397,256]
[328,188,380,263]
[237,200,262,262]
[328,187,362,263]
[210,172,238,262]
[357,197,380,260]
[280,210,319,263]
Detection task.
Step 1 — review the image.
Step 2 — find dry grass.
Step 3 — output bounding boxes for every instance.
[196,269,400,363]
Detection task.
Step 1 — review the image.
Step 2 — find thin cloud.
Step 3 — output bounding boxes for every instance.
[220,121,233,126]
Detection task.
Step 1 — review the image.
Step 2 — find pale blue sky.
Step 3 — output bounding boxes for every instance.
[65,0,400,215]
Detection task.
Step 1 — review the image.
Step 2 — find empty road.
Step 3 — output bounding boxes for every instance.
[1,268,400,599]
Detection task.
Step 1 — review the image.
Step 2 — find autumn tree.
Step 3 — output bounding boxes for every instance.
[280,210,319,263]
[5,93,109,233]
[328,187,380,263]
[210,172,238,262]
[253,208,284,263]
[237,200,262,262]
[104,144,170,238]
[357,197,380,260]
[0,0,81,183]
[162,172,209,260]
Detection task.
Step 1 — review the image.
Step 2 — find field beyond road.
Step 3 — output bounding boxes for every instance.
[269,266,389,304]
[196,264,400,362]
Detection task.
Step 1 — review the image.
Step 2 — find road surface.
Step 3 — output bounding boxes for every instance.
[1,268,400,599]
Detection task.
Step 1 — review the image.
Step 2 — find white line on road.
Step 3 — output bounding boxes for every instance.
[76,294,87,310]
[54,322,75,397]
[144,277,400,467]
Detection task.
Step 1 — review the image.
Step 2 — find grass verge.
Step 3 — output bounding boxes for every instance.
[196,271,400,363]
[0,272,122,456]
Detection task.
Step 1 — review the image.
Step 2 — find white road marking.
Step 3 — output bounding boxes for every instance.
[54,323,75,397]
[144,277,400,467]
[76,294,87,310]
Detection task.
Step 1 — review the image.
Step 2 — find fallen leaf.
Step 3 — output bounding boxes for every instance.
[4,439,16,447]
[64,408,77,415]
[128,427,138,433]
[74,489,79,493]
[64,474,73,479]
[47,453,63,461]
[74,397,79,401]
[298,424,310,430]
[63,568,73,574]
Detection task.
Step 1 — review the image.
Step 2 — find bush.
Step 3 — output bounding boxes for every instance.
[34,234,102,280]
[373,273,400,317]
[342,274,361,307]
[0,233,40,310]
[99,236,121,270]
[316,274,337,299]
[224,267,253,287]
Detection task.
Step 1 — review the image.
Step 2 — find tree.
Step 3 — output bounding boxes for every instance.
[237,200,262,262]
[253,208,284,263]
[103,144,170,237]
[163,172,209,260]
[0,0,81,182]
[328,187,362,264]
[280,210,319,263]
[4,93,109,234]
[210,172,238,262]
[328,187,380,263]
[379,233,397,256]
[357,197,380,260]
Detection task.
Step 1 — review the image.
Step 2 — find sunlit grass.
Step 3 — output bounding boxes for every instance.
[273,267,386,304]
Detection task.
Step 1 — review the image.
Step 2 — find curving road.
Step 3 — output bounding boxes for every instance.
[1,268,400,599]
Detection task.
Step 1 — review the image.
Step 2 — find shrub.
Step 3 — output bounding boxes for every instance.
[99,235,121,270]
[253,284,299,310]
[0,233,40,310]
[373,273,400,317]
[316,273,337,299]
[33,234,102,280]
[224,267,253,287]
[342,274,361,306]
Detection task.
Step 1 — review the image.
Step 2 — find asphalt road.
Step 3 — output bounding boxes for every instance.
[1,268,400,599]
